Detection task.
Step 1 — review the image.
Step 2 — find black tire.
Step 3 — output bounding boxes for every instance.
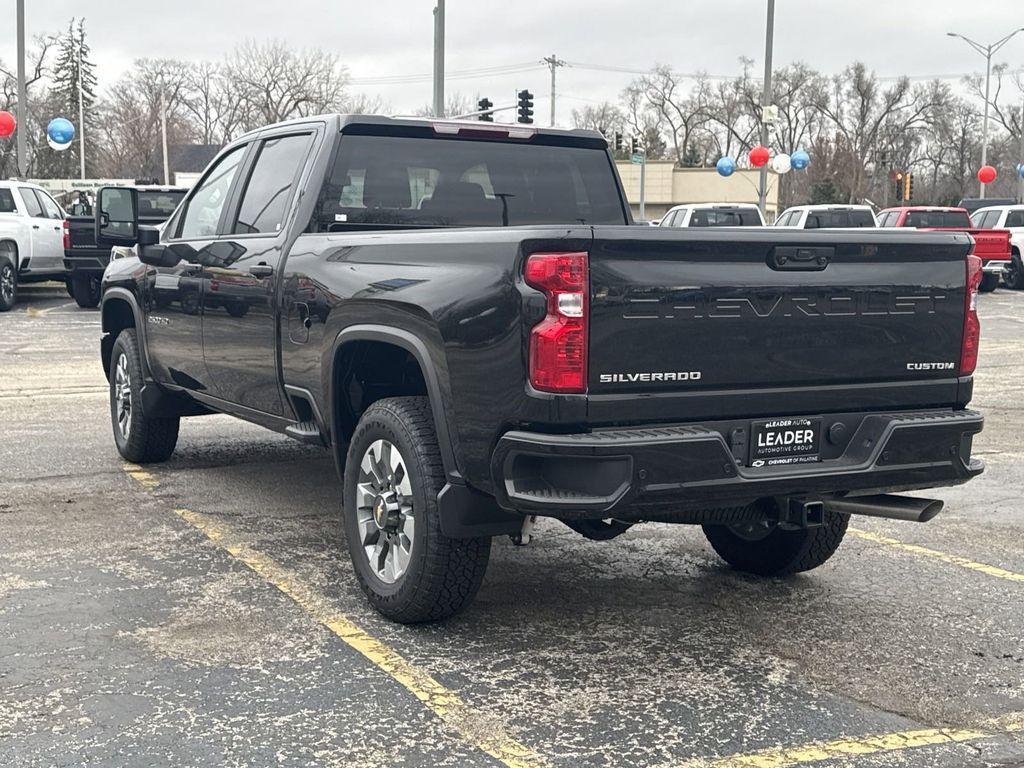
[702,505,849,576]
[109,329,180,463]
[979,273,999,293]
[70,272,101,308]
[343,396,491,623]
[1004,252,1024,290]
[0,254,17,312]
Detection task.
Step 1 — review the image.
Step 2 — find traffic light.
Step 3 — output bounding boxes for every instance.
[614,132,623,152]
[905,171,913,201]
[629,135,643,155]
[477,97,493,122]
[516,90,534,124]
[894,172,904,201]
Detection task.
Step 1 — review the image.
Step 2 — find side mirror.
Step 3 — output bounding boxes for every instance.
[138,227,181,268]
[95,186,139,246]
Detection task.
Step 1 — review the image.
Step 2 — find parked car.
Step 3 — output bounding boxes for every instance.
[63,185,187,308]
[877,206,1011,292]
[0,181,67,311]
[96,114,984,623]
[970,204,1024,289]
[775,204,876,228]
[658,203,765,227]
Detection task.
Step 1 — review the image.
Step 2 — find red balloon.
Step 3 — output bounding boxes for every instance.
[977,165,997,184]
[749,145,770,168]
[0,111,15,139]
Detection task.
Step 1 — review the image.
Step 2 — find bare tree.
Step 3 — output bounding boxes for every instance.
[0,35,58,177]
[626,65,708,164]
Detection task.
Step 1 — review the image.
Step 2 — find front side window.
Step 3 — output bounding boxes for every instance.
[178,145,247,239]
[311,132,626,230]
[17,188,43,217]
[233,134,313,234]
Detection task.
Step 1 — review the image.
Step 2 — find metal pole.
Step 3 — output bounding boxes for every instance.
[432,0,445,117]
[542,54,564,127]
[16,0,27,177]
[757,0,775,218]
[77,27,86,180]
[160,89,170,185]
[1019,98,1024,203]
[979,45,992,199]
[639,154,646,221]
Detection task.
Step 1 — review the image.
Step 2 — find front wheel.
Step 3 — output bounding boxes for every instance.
[343,397,491,623]
[979,273,999,293]
[0,256,17,312]
[703,506,849,576]
[109,329,180,463]
[70,272,101,308]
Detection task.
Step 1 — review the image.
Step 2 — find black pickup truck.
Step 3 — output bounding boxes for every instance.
[96,115,985,623]
[64,186,186,307]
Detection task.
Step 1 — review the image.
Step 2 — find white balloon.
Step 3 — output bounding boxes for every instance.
[770,153,792,174]
[47,136,72,151]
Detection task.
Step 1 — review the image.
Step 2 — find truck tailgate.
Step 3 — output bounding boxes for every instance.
[587,228,971,409]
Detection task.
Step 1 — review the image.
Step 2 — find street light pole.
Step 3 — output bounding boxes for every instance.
[16,0,27,177]
[757,0,775,219]
[432,0,445,117]
[77,28,86,180]
[947,28,1024,199]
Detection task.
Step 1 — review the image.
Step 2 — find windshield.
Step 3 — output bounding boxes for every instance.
[689,209,762,226]
[904,210,971,228]
[311,133,627,229]
[139,190,186,219]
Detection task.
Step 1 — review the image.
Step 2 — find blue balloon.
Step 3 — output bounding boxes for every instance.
[1018,162,1024,179]
[791,149,810,170]
[716,156,736,177]
[47,117,75,145]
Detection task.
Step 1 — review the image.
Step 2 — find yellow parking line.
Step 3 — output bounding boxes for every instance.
[848,528,1024,583]
[121,467,548,768]
[679,725,1000,768]
[25,301,76,317]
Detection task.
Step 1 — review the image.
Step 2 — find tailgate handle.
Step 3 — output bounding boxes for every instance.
[770,246,833,271]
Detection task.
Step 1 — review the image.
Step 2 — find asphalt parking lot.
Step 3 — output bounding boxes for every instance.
[2,283,1023,768]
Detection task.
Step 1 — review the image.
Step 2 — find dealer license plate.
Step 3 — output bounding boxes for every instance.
[749,417,822,467]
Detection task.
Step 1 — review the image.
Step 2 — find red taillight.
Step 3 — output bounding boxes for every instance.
[62,219,71,250]
[960,254,982,375]
[525,251,588,393]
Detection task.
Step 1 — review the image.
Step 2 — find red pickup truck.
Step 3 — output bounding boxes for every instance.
[878,206,1010,292]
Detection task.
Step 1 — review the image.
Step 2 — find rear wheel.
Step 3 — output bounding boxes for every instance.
[703,506,849,576]
[1004,252,1024,290]
[343,397,491,623]
[70,272,101,308]
[979,273,999,293]
[109,329,179,463]
[0,255,16,312]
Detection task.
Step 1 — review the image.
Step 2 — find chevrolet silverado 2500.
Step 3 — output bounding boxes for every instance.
[96,115,985,623]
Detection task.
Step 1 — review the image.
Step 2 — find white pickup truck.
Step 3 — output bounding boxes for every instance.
[0,181,67,311]
[970,204,1024,289]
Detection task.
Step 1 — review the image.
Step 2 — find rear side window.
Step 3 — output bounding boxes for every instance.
[17,188,43,217]
[904,210,971,228]
[0,189,17,213]
[233,134,313,234]
[139,191,186,219]
[312,133,627,230]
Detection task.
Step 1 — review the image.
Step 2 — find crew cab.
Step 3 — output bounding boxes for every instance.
[64,185,186,307]
[775,204,876,228]
[658,203,765,227]
[877,205,1011,292]
[96,115,985,623]
[0,181,67,311]
[970,205,1024,290]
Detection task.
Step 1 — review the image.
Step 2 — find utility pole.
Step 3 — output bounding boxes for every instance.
[16,0,27,177]
[1019,98,1024,203]
[757,0,775,218]
[432,0,445,117]
[77,28,86,180]
[541,54,565,127]
[160,89,170,185]
[947,28,1024,199]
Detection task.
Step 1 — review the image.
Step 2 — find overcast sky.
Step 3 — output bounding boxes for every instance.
[2,0,1024,123]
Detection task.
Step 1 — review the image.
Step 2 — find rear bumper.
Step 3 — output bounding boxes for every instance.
[491,409,984,521]
[64,252,110,275]
[982,259,1008,274]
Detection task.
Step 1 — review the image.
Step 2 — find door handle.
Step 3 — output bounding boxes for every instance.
[249,263,274,278]
[53,226,61,231]
[32,225,40,230]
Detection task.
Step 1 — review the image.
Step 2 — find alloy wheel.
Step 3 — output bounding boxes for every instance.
[114,353,132,440]
[0,264,14,303]
[355,439,415,584]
